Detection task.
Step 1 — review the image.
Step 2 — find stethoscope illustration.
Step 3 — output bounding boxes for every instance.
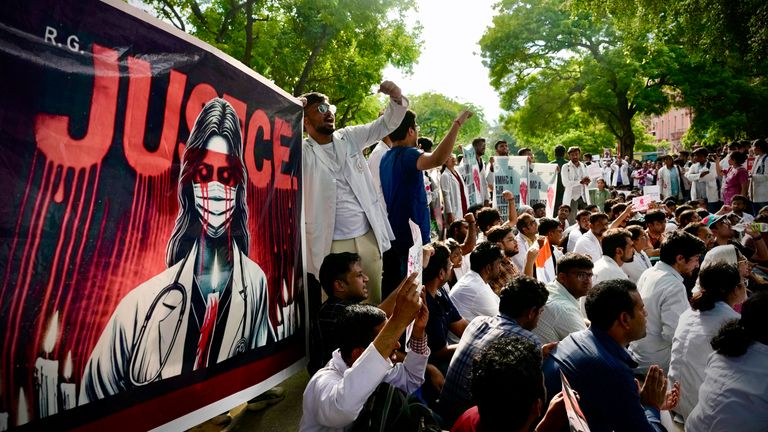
[128,248,248,386]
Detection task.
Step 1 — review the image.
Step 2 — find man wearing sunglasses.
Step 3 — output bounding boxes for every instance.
[301,81,407,307]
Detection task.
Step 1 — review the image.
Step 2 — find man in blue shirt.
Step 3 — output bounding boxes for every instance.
[380,109,472,298]
[543,279,680,432]
[439,275,549,427]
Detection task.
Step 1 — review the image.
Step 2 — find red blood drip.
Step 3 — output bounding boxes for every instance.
[227,186,232,261]
[200,183,208,274]
[195,293,219,369]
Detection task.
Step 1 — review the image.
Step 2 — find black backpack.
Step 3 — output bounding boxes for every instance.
[352,382,442,432]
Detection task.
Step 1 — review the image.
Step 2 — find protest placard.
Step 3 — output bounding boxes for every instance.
[493,156,529,219]
[561,371,591,432]
[643,185,661,202]
[461,145,482,207]
[632,195,653,211]
[530,163,558,217]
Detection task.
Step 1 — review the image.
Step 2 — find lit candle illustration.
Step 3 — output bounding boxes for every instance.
[16,387,29,426]
[59,351,76,411]
[34,311,59,418]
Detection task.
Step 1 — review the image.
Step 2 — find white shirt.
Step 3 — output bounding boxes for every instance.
[532,280,587,344]
[668,302,740,421]
[621,250,652,283]
[565,226,585,253]
[686,342,768,432]
[560,161,588,204]
[592,256,629,285]
[629,261,688,373]
[300,343,428,431]
[512,232,535,271]
[320,144,371,240]
[685,161,719,202]
[449,270,500,323]
[367,140,390,214]
[573,230,602,261]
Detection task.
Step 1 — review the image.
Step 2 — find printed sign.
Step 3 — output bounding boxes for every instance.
[461,145,481,207]
[493,156,529,219]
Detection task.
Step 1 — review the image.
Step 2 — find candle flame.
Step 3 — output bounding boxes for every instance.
[17,387,29,425]
[42,310,59,354]
[63,351,73,380]
[211,251,220,290]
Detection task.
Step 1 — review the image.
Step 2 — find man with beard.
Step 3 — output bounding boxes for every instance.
[629,231,706,374]
[301,81,406,307]
[533,253,593,344]
[593,229,633,284]
[563,210,590,252]
[574,212,609,261]
[561,146,590,223]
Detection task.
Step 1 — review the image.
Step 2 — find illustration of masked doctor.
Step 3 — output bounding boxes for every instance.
[79,98,275,404]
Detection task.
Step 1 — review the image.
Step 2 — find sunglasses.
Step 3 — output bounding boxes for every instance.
[315,103,337,114]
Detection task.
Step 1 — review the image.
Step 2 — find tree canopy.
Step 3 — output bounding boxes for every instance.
[480,0,673,158]
[145,0,422,127]
[409,92,489,147]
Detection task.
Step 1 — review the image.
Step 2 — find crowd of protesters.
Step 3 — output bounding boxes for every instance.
[298,81,768,432]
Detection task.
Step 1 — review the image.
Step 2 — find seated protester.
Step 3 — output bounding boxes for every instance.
[556,204,571,230]
[423,242,469,367]
[308,252,371,375]
[669,263,746,423]
[300,277,429,431]
[593,228,633,284]
[585,203,599,213]
[446,213,478,282]
[486,225,528,292]
[533,253,592,344]
[609,203,628,225]
[512,213,539,270]
[644,210,667,257]
[730,194,754,224]
[475,207,502,243]
[622,226,653,283]
[536,218,564,284]
[695,208,709,220]
[704,212,768,262]
[574,212,609,261]
[741,214,768,260]
[543,279,681,432]
[563,209,590,252]
[683,222,713,246]
[440,275,549,427]
[686,292,768,432]
[452,337,567,432]
[449,242,503,325]
[445,238,465,287]
[629,231,706,374]
[602,198,616,215]
[532,202,546,219]
[678,208,701,228]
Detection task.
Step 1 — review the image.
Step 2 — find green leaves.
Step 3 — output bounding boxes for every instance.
[409,93,490,147]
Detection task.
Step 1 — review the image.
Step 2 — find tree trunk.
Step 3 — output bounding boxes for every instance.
[243,0,255,66]
[293,29,330,96]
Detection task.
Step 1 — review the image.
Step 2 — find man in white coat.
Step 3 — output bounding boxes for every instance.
[657,155,682,201]
[750,138,768,212]
[301,81,406,305]
[685,148,720,213]
[611,158,629,189]
[592,228,632,285]
[560,146,590,224]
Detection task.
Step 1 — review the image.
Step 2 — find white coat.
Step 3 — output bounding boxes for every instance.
[685,161,719,202]
[610,162,629,187]
[441,169,469,219]
[560,161,588,205]
[657,165,682,200]
[750,153,768,203]
[79,243,273,403]
[302,98,406,276]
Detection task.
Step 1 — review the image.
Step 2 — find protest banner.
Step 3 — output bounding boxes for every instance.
[492,156,529,219]
[530,163,559,217]
[461,145,482,206]
[0,0,304,429]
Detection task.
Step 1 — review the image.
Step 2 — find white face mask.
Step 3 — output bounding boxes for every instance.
[193,181,236,238]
